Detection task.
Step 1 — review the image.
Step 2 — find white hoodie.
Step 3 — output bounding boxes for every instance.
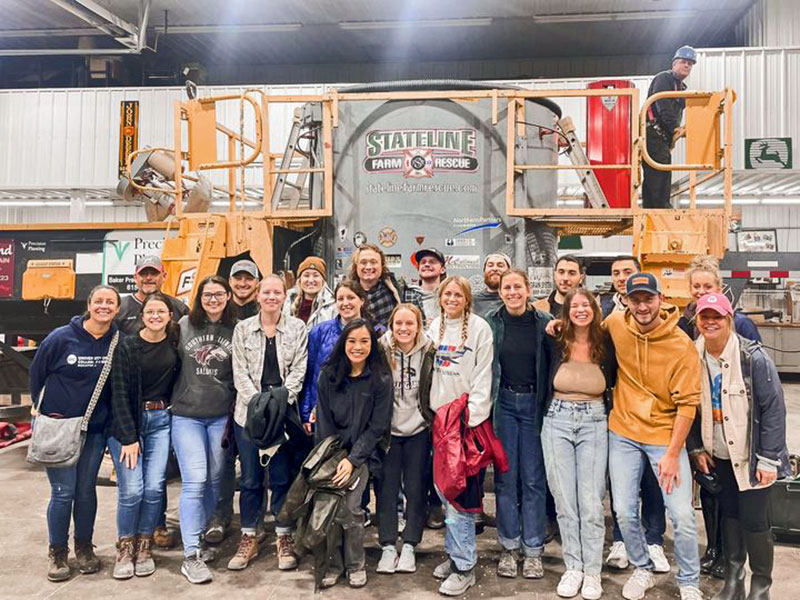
[379,331,432,437]
[427,312,494,427]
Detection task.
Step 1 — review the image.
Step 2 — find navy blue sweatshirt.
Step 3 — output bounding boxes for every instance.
[29,315,119,434]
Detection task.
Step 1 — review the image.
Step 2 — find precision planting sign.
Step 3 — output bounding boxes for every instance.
[102,230,165,294]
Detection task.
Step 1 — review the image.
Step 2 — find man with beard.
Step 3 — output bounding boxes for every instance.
[228,259,260,319]
[533,255,585,317]
[116,255,187,335]
[605,273,702,600]
[412,248,446,322]
[472,253,511,317]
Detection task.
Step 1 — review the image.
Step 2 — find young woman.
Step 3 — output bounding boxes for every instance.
[376,304,436,575]
[230,275,308,571]
[29,285,121,582]
[427,275,494,597]
[542,289,616,600]
[315,319,393,589]
[171,275,237,584]
[484,269,553,582]
[283,256,337,330]
[689,292,789,600]
[300,280,369,431]
[108,292,180,580]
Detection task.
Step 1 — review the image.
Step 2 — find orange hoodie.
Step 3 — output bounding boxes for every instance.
[605,303,700,445]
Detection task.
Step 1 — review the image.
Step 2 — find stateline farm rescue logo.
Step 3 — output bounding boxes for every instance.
[364,128,478,178]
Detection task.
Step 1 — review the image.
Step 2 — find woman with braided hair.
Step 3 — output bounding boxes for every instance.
[427,276,494,596]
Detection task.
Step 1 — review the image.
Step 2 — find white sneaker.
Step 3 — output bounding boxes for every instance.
[395,543,416,573]
[622,568,655,600]
[647,544,670,573]
[557,570,584,598]
[606,541,629,569]
[678,586,703,600]
[376,545,397,574]
[581,574,603,600]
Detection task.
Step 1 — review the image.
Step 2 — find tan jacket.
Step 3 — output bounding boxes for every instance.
[532,297,551,314]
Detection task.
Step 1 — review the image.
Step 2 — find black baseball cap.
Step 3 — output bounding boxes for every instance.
[626,272,661,296]
[414,248,445,265]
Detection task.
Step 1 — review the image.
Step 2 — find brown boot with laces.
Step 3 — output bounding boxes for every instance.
[227,533,259,570]
[74,539,101,574]
[277,533,298,570]
[135,534,155,577]
[113,536,136,580]
[47,545,70,582]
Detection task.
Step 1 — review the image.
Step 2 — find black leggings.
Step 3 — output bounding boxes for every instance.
[377,430,431,546]
[715,458,771,533]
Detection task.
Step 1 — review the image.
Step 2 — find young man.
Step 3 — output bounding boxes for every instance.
[413,247,446,322]
[532,254,585,317]
[205,259,262,545]
[601,256,670,575]
[116,255,188,335]
[472,252,511,317]
[605,273,702,600]
[643,46,696,209]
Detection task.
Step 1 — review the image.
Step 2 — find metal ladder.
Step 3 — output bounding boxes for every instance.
[270,106,318,211]
[558,117,609,209]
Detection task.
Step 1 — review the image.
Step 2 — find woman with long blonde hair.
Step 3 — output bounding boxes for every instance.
[427,276,494,596]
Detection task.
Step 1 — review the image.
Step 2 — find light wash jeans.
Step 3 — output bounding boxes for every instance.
[609,431,700,587]
[541,399,607,575]
[107,408,171,538]
[436,487,478,571]
[171,414,227,557]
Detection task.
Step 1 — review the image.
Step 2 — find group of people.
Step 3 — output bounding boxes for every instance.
[30,241,789,600]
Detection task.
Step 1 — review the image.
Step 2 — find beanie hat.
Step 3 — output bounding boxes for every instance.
[483,252,512,270]
[297,256,327,280]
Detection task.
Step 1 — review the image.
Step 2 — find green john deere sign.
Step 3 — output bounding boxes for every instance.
[745,137,792,169]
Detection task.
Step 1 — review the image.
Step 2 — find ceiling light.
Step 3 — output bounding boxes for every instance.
[161,23,302,34]
[339,18,493,30]
[533,10,696,24]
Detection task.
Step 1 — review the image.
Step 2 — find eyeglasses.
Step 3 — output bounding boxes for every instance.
[201,292,227,301]
[143,309,169,316]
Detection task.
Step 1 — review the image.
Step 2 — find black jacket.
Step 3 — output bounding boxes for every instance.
[110,332,179,445]
[245,386,300,451]
[647,70,687,138]
[315,364,393,473]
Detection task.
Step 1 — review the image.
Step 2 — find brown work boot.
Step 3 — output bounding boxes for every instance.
[153,525,178,549]
[227,533,259,571]
[47,545,70,582]
[74,539,101,574]
[276,533,298,570]
[135,535,155,577]
[113,537,136,580]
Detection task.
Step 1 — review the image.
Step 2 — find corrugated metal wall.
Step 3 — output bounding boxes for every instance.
[736,0,800,47]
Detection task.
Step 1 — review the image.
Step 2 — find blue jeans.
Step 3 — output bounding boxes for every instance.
[609,431,700,587]
[107,409,171,538]
[610,454,666,545]
[171,414,227,557]
[437,488,478,571]
[494,388,546,557]
[541,399,607,575]
[46,431,107,546]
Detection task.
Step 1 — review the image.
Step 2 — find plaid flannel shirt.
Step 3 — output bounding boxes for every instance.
[366,278,425,332]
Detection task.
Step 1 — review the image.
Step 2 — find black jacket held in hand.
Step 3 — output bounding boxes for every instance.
[110,333,179,445]
[244,386,301,450]
[315,364,393,473]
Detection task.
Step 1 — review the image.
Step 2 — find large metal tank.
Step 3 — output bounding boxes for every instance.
[312,80,561,293]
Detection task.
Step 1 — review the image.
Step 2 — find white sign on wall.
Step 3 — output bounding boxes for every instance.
[102,230,165,294]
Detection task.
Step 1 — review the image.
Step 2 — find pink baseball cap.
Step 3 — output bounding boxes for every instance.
[696,293,733,317]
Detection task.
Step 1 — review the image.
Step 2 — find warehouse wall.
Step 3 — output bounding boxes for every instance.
[736,0,800,47]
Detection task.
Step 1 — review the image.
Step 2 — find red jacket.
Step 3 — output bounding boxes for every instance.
[432,393,509,510]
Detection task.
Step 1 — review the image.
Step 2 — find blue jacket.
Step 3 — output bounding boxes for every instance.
[29,315,120,433]
[300,317,344,422]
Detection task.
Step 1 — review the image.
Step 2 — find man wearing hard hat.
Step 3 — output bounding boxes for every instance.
[642,46,697,209]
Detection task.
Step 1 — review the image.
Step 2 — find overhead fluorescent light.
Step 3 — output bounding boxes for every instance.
[533,10,696,24]
[760,198,800,205]
[339,18,493,31]
[161,23,302,34]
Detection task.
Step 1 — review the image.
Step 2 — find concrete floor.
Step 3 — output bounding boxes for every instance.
[2,381,800,599]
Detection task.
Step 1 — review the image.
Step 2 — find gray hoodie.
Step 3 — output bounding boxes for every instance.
[380,331,433,437]
[171,316,236,419]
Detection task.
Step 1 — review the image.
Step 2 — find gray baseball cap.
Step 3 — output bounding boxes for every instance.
[135,255,164,274]
[230,259,259,279]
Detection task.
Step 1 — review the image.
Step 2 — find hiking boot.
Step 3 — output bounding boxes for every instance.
[153,526,178,549]
[622,568,655,600]
[134,535,155,577]
[606,541,629,569]
[204,516,227,545]
[522,556,544,579]
[47,545,70,582]
[113,537,136,580]
[376,545,398,574]
[74,539,101,574]
[497,550,518,578]
[348,569,368,588]
[227,533,258,570]
[557,569,584,598]
[396,543,416,573]
[320,570,342,588]
[276,533,298,570]
[433,559,453,580]
[426,505,445,529]
[438,569,476,596]
[181,551,213,584]
[648,544,670,573]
